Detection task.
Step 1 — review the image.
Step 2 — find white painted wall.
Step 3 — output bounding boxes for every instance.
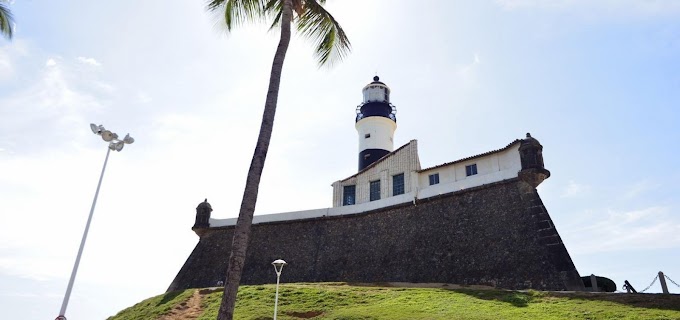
[210,191,416,228]
[418,143,521,190]
[332,140,420,207]
[355,116,397,152]
[336,141,521,209]
[209,141,524,228]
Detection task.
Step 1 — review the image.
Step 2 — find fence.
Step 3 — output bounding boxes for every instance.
[621,271,679,294]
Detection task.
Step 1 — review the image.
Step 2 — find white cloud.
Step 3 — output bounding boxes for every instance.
[624,180,659,199]
[496,0,568,10]
[457,53,481,86]
[496,0,680,18]
[0,292,40,298]
[77,56,101,67]
[459,53,480,72]
[95,81,116,93]
[0,41,30,82]
[0,55,112,154]
[0,254,68,282]
[562,206,680,254]
[561,180,591,198]
[0,51,12,80]
[137,92,152,103]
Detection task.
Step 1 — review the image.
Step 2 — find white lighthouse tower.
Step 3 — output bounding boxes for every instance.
[355,76,397,171]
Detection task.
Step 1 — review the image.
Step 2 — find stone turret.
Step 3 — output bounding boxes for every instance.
[518,133,551,188]
[193,199,212,231]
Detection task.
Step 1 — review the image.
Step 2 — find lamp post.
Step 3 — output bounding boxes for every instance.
[272,259,287,320]
[55,124,134,320]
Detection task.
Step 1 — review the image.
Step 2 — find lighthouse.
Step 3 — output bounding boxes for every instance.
[355,76,397,171]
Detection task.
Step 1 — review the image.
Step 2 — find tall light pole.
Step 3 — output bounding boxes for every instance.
[55,124,134,320]
[272,259,287,320]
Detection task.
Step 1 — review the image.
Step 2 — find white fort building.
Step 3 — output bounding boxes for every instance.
[209,76,547,227]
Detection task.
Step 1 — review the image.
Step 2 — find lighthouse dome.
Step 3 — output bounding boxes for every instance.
[362,76,390,103]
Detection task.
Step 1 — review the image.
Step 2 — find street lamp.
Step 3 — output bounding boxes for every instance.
[55,124,134,320]
[272,259,287,320]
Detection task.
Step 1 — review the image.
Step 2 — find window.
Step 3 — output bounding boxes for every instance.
[429,173,439,185]
[370,180,381,201]
[393,173,405,196]
[342,185,355,206]
[466,164,478,176]
[365,133,371,138]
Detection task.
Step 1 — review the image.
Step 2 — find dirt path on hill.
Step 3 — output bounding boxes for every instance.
[159,289,203,320]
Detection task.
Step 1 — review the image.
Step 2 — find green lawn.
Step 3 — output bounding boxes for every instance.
[108,283,680,320]
[106,288,195,320]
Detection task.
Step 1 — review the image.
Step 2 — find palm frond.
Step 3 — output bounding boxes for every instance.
[0,2,14,40]
[207,0,266,32]
[263,0,283,31]
[296,0,351,66]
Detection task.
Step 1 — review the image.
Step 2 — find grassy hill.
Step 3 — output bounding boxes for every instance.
[108,283,680,320]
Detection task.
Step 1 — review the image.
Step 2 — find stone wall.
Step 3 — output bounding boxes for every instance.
[168,178,583,292]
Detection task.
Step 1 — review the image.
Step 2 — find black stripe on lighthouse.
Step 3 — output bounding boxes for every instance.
[358,149,391,171]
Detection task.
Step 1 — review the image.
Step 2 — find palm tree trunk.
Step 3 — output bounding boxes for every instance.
[216,0,293,319]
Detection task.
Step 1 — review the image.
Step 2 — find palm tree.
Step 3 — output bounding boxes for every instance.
[0,0,14,40]
[206,0,350,319]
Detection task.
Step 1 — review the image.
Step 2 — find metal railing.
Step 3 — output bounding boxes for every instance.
[623,271,678,294]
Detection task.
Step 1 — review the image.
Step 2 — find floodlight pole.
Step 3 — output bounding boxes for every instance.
[58,147,110,318]
[56,124,134,320]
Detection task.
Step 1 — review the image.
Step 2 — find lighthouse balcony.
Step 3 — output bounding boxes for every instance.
[355,102,397,122]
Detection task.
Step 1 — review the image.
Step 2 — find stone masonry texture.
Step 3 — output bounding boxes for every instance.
[168,178,584,292]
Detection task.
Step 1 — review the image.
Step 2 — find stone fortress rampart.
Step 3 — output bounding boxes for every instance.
[168,136,583,292]
[169,76,583,292]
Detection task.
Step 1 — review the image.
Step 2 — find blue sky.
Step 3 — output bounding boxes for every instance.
[1,0,679,319]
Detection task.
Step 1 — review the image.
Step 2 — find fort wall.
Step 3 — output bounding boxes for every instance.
[168,178,584,292]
